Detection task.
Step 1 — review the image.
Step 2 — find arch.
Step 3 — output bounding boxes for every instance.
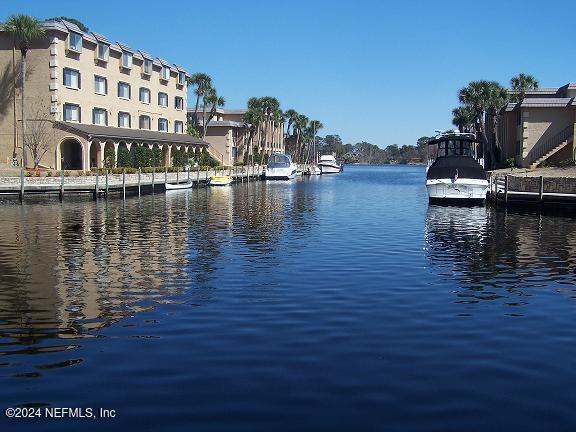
[162,144,171,167]
[90,140,102,169]
[60,138,84,170]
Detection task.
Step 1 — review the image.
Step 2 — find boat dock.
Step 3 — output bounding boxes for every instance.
[0,166,265,202]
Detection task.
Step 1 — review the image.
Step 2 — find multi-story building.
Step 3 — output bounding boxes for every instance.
[1,19,207,170]
[494,83,576,168]
[188,107,285,166]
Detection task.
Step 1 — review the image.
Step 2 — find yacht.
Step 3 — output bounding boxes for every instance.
[264,153,297,180]
[426,130,488,204]
[318,154,342,174]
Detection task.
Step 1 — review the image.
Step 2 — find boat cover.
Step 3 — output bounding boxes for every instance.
[426,156,486,180]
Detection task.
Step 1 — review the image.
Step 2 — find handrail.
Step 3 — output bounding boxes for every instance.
[205,144,224,165]
[527,125,574,165]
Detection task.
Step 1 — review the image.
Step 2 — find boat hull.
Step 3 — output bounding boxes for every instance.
[165,182,193,190]
[264,166,297,180]
[426,178,488,204]
[319,163,341,174]
[209,176,233,186]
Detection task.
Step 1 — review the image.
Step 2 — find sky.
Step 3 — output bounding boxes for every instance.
[4,0,576,148]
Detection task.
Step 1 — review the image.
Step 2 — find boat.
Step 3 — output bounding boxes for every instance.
[318,154,342,174]
[209,175,233,186]
[165,181,193,190]
[306,165,321,175]
[426,130,488,204]
[264,153,297,180]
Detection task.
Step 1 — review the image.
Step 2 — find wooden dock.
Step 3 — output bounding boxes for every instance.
[0,166,265,202]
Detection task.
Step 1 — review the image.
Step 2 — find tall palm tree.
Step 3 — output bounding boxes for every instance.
[284,109,298,138]
[5,14,45,167]
[293,114,309,162]
[510,73,539,102]
[202,88,225,138]
[452,106,475,132]
[187,72,212,127]
[243,105,263,164]
[307,120,323,163]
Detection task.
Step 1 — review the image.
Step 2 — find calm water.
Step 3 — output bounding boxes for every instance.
[1,165,576,431]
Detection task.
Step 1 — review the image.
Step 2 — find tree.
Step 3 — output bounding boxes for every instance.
[306,120,323,163]
[510,73,539,103]
[293,114,309,162]
[23,103,54,169]
[45,17,88,32]
[284,109,298,137]
[452,106,475,132]
[187,73,212,128]
[243,107,263,165]
[5,14,46,167]
[202,88,225,138]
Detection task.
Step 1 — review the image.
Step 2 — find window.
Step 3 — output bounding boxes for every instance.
[122,51,133,69]
[93,108,108,126]
[174,96,184,110]
[162,66,170,81]
[63,68,80,89]
[174,120,183,133]
[68,32,82,52]
[178,72,185,85]
[63,103,81,122]
[158,118,168,132]
[139,87,150,104]
[143,59,152,75]
[118,112,131,128]
[97,43,109,61]
[139,115,151,130]
[158,92,168,107]
[118,82,131,99]
[94,75,107,95]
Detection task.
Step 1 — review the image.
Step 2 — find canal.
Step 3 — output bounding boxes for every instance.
[1,165,576,431]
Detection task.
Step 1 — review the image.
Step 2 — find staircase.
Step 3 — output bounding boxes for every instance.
[528,125,574,169]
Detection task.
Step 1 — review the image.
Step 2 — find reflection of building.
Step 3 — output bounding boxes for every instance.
[188,107,285,166]
[1,19,207,170]
[493,84,576,168]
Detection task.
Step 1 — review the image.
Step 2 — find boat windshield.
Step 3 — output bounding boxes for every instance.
[429,139,478,158]
[268,154,290,168]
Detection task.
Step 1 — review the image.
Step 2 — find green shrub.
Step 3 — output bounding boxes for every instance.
[133,146,152,168]
[557,159,575,168]
[151,148,162,166]
[103,147,116,169]
[117,147,131,167]
[46,171,52,177]
[24,170,32,177]
[504,158,515,168]
[64,171,72,177]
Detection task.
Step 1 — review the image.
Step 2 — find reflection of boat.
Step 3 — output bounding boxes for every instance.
[264,154,297,180]
[318,154,342,174]
[165,181,193,190]
[426,130,488,204]
[209,176,233,186]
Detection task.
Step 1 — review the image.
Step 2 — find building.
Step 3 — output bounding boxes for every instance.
[495,84,576,168]
[1,19,207,170]
[188,107,285,166]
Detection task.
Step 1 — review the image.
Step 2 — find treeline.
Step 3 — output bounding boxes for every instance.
[315,135,432,165]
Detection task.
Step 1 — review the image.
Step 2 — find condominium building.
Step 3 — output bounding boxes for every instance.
[1,19,207,170]
[188,107,285,166]
[494,83,576,168]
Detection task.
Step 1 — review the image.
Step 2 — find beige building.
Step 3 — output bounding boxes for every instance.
[495,84,576,168]
[2,19,207,170]
[188,107,285,166]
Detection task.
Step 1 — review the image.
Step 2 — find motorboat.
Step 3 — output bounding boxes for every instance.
[318,154,342,174]
[209,175,233,186]
[264,153,297,180]
[305,165,321,175]
[426,130,488,204]
[165,181,193,190]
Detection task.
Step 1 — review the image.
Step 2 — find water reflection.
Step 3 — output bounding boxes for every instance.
[425,205,576,310]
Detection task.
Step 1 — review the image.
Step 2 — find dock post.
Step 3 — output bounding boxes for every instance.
[122,168,126,200]
[138,168,141,197]
[504,175,508,204]
[152,167,155,193]
[60,169,65,201]
[177,168,179,184]
[187,166,190,183]
[206,168,208,183]
[196,166,200,185]
[94,170,99,200]
[539,175,544,202]
[19,168,24,203]
[165,167,168,186]
[105,169,109,197]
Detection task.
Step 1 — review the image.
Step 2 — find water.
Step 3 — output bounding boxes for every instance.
[1,165,576,431]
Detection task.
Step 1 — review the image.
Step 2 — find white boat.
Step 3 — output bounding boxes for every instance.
[165,181,193,190]
[264,154,297,180]
[426,130,488,204]
[318,154,342,174]
[209,175,233,186]
[307,165,321,175]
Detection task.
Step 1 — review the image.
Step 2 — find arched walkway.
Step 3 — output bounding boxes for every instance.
[90,141,101,169]
[60,138,83,170]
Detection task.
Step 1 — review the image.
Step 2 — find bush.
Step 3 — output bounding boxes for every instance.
[504,158,515,168]
[34,170,41,177]
[557,159,575,168]
[64,171,72,177]
[151,148,162,166]
[25,171,33,177]
[103,147,116,169]
[46,171,53,177]
[117,147,131,167]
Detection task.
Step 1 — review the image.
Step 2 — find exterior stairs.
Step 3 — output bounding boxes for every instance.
[527,125,574,169]
[529,139,571,169]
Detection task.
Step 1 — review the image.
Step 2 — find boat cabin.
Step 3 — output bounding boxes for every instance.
[427,133,484,169]
[268,154,292,168]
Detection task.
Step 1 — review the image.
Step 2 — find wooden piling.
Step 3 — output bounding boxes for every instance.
[60,169,65,201]
[94,170,99,200]
[138,168,141,197]
[177,168,179,184]
[105,169,109,197]
[196,165,200,185]
[187,166,190,183]
[152,167,155,192]
[122,168,126,200]
[19,168,24,203]
[165,167,168,186]
[539,176,544,202]
[504,175,508,204]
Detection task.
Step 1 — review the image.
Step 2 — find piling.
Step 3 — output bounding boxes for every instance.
[105,169,109,197]
[60,169,65,201]
[19,169,24,202]
[196,166,200,185]
[94,170,99,200]
[165,167,168,186]
[122,168,126,200]
[138,168,141,197]
[504,175,508,204]
[177,168,179,184]
[187,167,190,183]
[152,167,155,192]
[205,168,208,183]
[539,176,544,202]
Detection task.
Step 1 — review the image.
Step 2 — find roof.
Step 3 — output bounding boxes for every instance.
[205,120,246,128]
[520,98,574,108]
[54,122,208,146]
[116,42,134,53]
[91,32,111,45]
[187,107,247,115]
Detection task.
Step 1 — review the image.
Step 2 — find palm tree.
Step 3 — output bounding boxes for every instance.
[458,80,508,168]
[452,106,475,132]
[293,114,309,163]
[187,72,212,127]
[510,73,539,102]
[202,88,225,138]
[284,109,298,138]
[243,105,263,164]
[307,120,323,163]
[5,14,45,167]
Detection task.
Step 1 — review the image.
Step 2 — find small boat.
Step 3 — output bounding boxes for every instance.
[318,154,342,174]
[304,165,321,175]
[209,175,233,186]
[165,181,193,190]
[264,153,297,180]
[426,130,488,204]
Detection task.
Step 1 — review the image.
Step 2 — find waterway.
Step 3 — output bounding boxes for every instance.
[1,165,576,431]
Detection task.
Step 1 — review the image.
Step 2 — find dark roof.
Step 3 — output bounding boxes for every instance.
[520,97,574,108]
[116,42,134,53]
[92,32,111,45]
[54,122,208,146]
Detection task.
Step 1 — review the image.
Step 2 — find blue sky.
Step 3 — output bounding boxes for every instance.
[4,0,576,147]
